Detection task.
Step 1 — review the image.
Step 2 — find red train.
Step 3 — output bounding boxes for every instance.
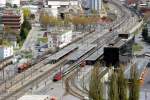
[17,62,32,73]
[53,72,62,82]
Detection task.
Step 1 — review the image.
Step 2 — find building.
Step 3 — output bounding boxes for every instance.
[0,0,6,7]
[47,29,72,49]
[82,0,102,14]
[81,0,103,14]
[0,24,4,32]
[0,0,20,7]
[147,21,150,37]
[90,0,102,13]
[127,0,136,5]
[0,24,18,48]
[46,0,79,17]
[18,95,52,100]
[7,0,20,7]
[0,8,23,32]
[104,33,134,67]
[139,1,150,12]
[22,5,39,14]
[0,46,13,60]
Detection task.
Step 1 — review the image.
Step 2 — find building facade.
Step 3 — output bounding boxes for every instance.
[0,46,13,60]
[1,8,23,32]
[104,33,134,67]
[46,0,79,17]
[83,0,102,14]
[0,0,20,7]
[90,0,102,13]
[7,0,20,7]
[0,0,6,7]
[48,30,72,49]
[147,21,150,37]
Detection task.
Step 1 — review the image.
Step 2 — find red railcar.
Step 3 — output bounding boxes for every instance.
[53,72,62,82]
[18,63,31,73]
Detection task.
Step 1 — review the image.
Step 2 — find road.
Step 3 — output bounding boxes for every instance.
[21,26,46,51]
[134,26,150,100]
[140,68,150,100]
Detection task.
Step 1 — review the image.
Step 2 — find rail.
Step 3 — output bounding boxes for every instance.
[63,0,138,98]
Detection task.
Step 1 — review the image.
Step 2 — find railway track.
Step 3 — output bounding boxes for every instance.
[2,31,113,100]
[65,71,85,99]
[0,0,133,98]
[0,27,97,93]
[0,0,138,99]
[64,0,139,99]
[0,21,108,99]
[63,30,118,99]
[0,59,68,100]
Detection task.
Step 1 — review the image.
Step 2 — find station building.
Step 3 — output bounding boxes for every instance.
[0,45,13,60]
[47,29,72,50]
[104,33,135,67]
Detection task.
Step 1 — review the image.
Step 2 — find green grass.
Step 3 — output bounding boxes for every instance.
[22,51,33,58]
[0,39,11,47]
[132,43,143,52]
[38,37,48,43]
[19,40,24,48]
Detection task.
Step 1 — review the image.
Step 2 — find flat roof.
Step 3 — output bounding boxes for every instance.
[48,30,72,35]
[107,35,134,48]
[48,44,78,61]
[87,35,100,44]
[113,40,126,48]
[67,45,96,61]
[86,47,103,61]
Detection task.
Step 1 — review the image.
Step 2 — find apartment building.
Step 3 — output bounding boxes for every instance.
[0,0,20,7]
[48,29,72,49]
[0,46,13,60]
[7,0,20,7]
[0,0,6,7]
[0,8,23,32]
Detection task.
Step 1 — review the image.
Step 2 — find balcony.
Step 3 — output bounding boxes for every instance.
[3,21,21,25]
[2,16,21,19]
[2,19,21,21]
